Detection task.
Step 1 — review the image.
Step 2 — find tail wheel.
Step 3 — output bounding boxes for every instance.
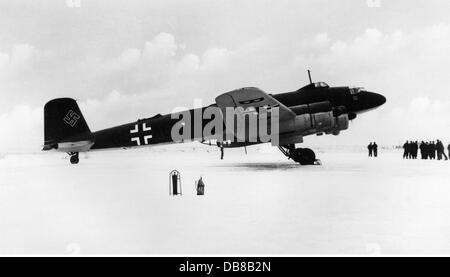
[69,152,79,164]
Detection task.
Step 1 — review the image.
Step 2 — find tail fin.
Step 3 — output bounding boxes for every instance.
[43,98,93,150]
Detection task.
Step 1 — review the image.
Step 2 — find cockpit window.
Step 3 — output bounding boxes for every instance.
[297,81,330,91]
[314,82,329,88]
[350,87,364,94]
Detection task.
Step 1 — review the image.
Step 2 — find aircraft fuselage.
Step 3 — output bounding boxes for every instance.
[87,84,385,150]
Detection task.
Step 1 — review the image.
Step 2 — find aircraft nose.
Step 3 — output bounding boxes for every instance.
[366,91,386,107]
[356,90,386,111]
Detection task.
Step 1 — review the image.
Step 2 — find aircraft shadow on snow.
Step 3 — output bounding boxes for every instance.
[211,162,310,171]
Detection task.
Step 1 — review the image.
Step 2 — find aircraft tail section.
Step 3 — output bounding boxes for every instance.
[43,98,94,151]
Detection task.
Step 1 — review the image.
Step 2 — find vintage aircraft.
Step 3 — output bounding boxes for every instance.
[43,71,386,164]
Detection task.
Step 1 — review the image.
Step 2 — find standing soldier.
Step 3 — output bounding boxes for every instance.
[403,141,409,159]
[427,141,431,159]
[448,143,450,159]
[442,141,448,160]
[413,141,419,159]
[428,141,436,160]
[436,140,443,160]
[373,142,378,157]
[420,141,427,159]
[431,141,437,159]
[437,140,448,160]
[367,142,373,157]
[410,141,415,159]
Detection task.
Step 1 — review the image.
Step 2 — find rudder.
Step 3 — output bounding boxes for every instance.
[43,98,92,150]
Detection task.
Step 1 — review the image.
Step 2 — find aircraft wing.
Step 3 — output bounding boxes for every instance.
[215,87,296,120]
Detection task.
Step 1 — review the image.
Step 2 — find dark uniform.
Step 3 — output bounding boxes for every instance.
[403,141,409,159]
[430,141,436,159]
[437,140,443,160]
[437,140,448,160]
[419,141,427,159]
[368,143,373,157]
[413,141,418,159]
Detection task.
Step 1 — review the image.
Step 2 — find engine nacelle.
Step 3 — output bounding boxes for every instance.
[332,105,347,117]
[328,114,349,135]
[279,110,349,138]
[312,112,349,135]
[311,112,334,132]
[291,101,332,115]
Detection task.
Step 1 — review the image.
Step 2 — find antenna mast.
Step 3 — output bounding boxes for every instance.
[307,70,313,84]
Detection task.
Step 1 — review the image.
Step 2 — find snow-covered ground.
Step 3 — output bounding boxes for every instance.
[0,145,449,255]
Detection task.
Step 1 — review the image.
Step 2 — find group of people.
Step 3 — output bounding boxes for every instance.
[403,140,449,160]
[367,142,378,157]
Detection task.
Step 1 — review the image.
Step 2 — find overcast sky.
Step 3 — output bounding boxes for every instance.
[1,0,450,152]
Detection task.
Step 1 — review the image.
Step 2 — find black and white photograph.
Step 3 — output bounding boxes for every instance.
[0,0,449,262]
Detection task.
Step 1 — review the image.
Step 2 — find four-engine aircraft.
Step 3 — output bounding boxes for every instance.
[43,72,386,164]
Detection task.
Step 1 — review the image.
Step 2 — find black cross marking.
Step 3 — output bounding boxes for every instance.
[130,123,153,146]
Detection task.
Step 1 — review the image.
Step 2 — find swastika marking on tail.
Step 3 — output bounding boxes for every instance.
[63,110,80,127]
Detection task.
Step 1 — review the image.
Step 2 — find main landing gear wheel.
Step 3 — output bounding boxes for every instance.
[278,145,318,165]
[68,152,79,164]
